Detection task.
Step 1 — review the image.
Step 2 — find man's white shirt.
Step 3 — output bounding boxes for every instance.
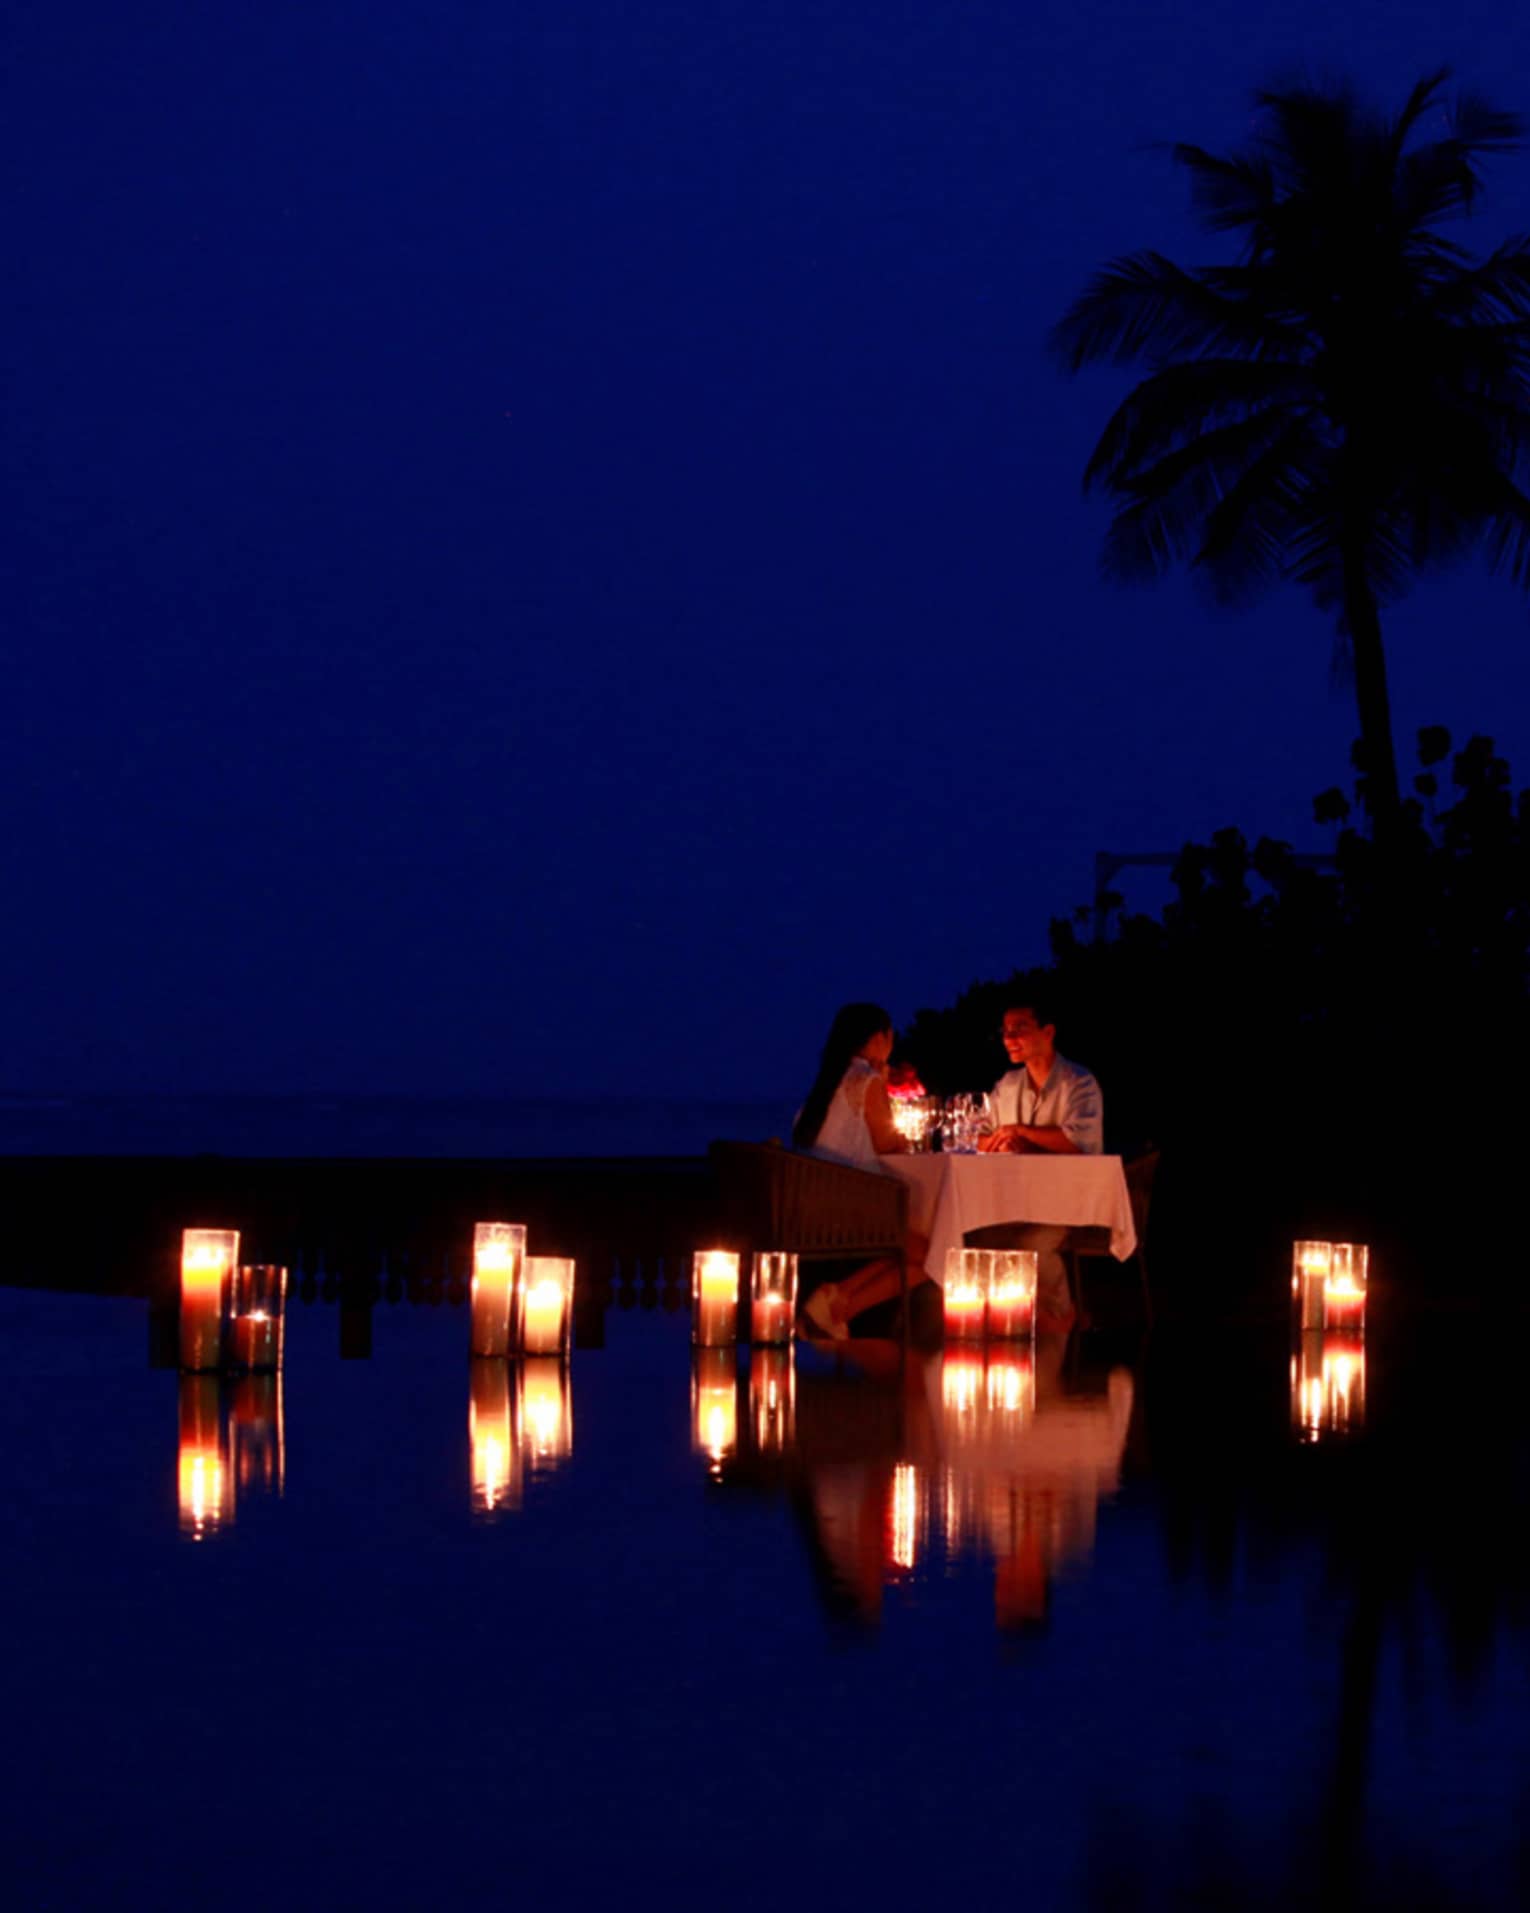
[991,1054,1104,1153]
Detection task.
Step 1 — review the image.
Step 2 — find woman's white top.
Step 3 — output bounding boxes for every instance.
[809,1057,884,1170]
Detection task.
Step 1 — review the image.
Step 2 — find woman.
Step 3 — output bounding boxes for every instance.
[792,1003,930,1338]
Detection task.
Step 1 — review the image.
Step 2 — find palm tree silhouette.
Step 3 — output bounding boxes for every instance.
[1052,71,1530,832]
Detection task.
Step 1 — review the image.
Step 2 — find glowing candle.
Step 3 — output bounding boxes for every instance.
[987,1251,1037,1340]
[180,1229,238,1371]
[749,1346,795,1455]
[231,1264,287,1371]
[943,1248,989,1341]
[470,1360,518,1515]
[1323,1243,1369,1331]
[517,1357,573,1472]
[517,1255,574,1357]
[692,1250,740,1347]
[1292,1240,1332,1330]
[750,1252,797,1345]
[692,1348,738,1472]
[471,1222,525,1357]
[177,1375,232,1539]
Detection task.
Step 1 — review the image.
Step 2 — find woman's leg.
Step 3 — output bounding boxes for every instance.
[831,1230,931,1325]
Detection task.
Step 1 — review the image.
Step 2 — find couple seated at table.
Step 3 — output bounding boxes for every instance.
[792,997,1101,1338]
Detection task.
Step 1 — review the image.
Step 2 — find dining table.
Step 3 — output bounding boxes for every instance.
[883,1152,1137,1285]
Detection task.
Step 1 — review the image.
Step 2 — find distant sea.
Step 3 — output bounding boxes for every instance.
[0,1095,795,1159]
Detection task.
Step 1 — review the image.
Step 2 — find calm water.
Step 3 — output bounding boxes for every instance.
[2,1280,1527,1912]
[0,1094,793,1158]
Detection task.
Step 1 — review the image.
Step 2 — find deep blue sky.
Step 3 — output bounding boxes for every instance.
[6,3,1530,1099]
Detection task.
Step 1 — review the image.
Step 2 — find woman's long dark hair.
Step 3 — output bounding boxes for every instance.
[792,1002,894,1149]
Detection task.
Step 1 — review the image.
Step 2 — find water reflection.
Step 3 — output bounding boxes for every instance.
[469,1361,519,1516]
[176,1376,233,1540]
[230,1373,286,1498]
[469,1358,573,1515]
[1292,1329,1367,1442]
[728,1341,1134,1630]
[692,1348,738,1475]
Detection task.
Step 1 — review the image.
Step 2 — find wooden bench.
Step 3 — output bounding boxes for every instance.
[707,1140,909,1278]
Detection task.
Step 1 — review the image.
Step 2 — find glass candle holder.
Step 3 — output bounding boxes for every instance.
[471,1223,526,1357]
[469,1359,519,1515]
[516,1357,573,1473]
[180,1229,239,1372]
[750,1252,797,1345]
[692,1347,738,1472]
[942,1248,990,1340]
[749,1347,795,1456]
[230,1264,287,1372]
[516,1255,575,1358]
[692,1250,740,1346]
[1323,1243,1369,1332]
[987,1250,1037,1340]
[177,1374,233,1539]
[1292,1240,1333,1329]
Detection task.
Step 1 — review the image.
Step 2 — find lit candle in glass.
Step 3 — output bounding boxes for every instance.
[230,1264,287,1371]
[516,1357,572,1472]
[1292,1240,1333,1330]
[750,1252,797,1345]
[692,1347,738,1472]
[1323,1243,1369,1331]
[470,1359,519,1514]
[471,1222,525,1357]
[987,1251,1037,1340]
[692,1250,740,1347]
[943,1248,989,1340]
[180,1229,238,1371]
[749,1346,795,1456]
[517,1255,574,1357]
[177,1374,233,1538]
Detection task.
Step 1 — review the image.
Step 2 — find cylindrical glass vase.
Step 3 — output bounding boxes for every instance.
[692,1250,740,1346]
[750,1252,797,1345]
[942,1247,990,1340]
[516,1255,575,1358]
[230,1264,287,1371]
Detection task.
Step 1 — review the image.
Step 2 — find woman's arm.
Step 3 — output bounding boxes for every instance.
[864,1075,908,1154]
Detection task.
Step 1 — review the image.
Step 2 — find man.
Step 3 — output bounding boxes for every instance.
[970,998,1104,1330]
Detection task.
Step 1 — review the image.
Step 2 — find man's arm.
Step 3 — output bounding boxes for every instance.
[983,1123,1080,1155]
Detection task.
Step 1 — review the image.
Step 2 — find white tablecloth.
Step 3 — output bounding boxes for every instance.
[884,1153,1137,1284]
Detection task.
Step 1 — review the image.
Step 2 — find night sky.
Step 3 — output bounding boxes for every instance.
[6,3,1530,1101]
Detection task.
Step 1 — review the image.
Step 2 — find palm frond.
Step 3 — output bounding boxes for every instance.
[1049,253,1300,373]
[1191,426,1327,604]
[1082,358,1319,491]
[1170,143,1276,234]
[1477,470,1530,586]
[1423,239,1530,322]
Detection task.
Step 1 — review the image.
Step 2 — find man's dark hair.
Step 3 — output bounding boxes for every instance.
[1002,992,1057,1033]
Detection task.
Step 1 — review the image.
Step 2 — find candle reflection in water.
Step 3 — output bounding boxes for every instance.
[887,1461,924,1573]
[470,1361,519,1515]
[517,1357,573,1474]
[985,1352,1036,1432]
[177,1375,233,1539]
[692,1348,738,1474]
[230,1372,285,1498]
[1293,1330,1368,1441]
[749,1346,795,1456]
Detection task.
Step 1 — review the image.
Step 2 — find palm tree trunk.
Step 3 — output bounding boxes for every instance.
[1339,545,1401,834]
